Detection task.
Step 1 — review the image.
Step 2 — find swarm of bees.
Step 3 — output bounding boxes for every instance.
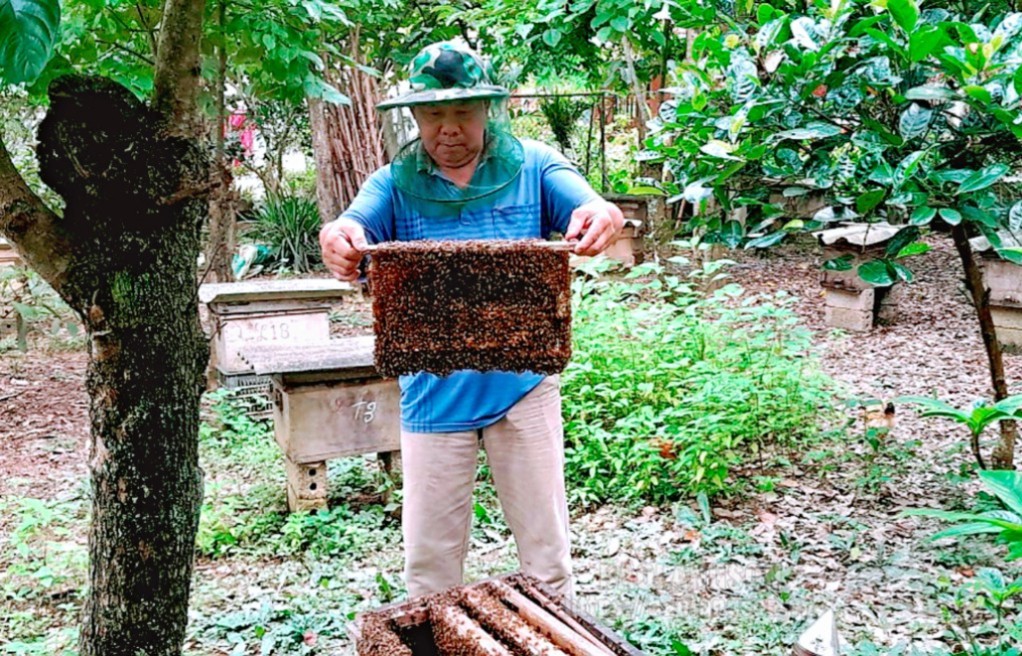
[369,240,572,378]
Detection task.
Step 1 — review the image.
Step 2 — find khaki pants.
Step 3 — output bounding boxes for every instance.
[401,376,572,599]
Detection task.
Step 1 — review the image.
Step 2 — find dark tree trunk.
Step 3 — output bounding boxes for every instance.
[28,75,209,655]
[951,223,1017,469]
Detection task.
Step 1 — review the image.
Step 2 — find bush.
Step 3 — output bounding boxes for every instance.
[248,194,322,273]
[561,260,835,505]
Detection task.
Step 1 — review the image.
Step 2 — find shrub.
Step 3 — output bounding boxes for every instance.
[248,194,322,273]
[561,260,836,505]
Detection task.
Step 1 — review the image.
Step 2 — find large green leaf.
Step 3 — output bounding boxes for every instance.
[957,163,1010,194]
[885,226,920,258]
[910,206,937,226]
[981,470,1022,518]
[896,396,972,423]
[939,207,962,225]
[858,259,897,286]
[898,103,932,140]
[887,0,919,33]
[856,189,886,215]
[0,0,61,84]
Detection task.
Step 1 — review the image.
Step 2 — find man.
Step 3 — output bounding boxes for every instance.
[319,41,623,599]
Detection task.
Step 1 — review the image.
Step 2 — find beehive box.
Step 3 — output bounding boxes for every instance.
[351,572,643,656]
[368,240,573,377]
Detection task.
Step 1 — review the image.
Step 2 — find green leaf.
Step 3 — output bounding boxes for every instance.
[899,103,932,140]
[1010,202,1022,232]
[997,248,1022,265]
[885,226,920,258]
[904,85,955,101]
[957,163,1010,194]
[896,242,930,258]
[938,208,962,225]
[719,220,744,248]
[769,123,842,142]
[856,189,886,215]
[891,261,914,283]
[0,0,61,84]
[909,26,945,62]
[823,254,854,271]
[895,150,926,186]
[745,232,787,249]
[963,84,992,104]
[858,259,897,286]
[980,471,1022,517]
[887,0,919,33]
[610,16,629,32]
[910,206,937,225]
[542,28,562,48]
[896,396,971,423]
[1015,66,1022,96]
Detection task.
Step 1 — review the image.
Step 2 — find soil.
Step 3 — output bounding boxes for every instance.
[3,234,1020,654]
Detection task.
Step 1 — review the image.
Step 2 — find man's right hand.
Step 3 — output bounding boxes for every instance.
[319,218,370,282]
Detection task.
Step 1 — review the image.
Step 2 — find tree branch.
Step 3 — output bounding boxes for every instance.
[136,2,160,59]
[153,0,207,134]
[0,134,74,293]
[97,38,156,66]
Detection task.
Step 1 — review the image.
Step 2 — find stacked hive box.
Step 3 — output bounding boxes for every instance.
[816,223,901,332]
[972,232,1022,349]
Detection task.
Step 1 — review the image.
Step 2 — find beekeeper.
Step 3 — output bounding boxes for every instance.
[319,40,623,599]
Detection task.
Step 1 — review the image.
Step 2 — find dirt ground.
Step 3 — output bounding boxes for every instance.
[1,235,1019,654]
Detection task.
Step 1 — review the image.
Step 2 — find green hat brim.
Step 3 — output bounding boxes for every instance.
[376,85,509,110]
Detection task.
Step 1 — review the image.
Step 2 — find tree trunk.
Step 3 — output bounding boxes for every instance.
[2,74,209,655]
[1,0,209,651]
[308,32,388,224]
[203,0,236,283]
[951,223,1017,469]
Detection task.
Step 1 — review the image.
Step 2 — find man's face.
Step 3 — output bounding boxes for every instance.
[412,100,488,169]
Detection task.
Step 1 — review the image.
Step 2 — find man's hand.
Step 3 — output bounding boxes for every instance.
[319,218,369,282]
[564,200,625,257]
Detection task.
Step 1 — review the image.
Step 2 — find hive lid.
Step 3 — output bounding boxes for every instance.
[814,222,900,248]
[238,335,376,379]
[199,279,354,305]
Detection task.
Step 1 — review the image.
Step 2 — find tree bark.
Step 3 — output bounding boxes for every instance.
[204,0,236,283]
[309,34,388,223]
[951,223,1017,469]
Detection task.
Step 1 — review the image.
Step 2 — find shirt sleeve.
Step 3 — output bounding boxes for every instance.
[537,143,603,237]
[338,166,396,244]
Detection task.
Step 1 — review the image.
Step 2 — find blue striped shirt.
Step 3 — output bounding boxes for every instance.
[342,139,600,433]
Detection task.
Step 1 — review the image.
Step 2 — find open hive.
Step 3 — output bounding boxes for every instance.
[368,240,572,377]
[352,573,643,656]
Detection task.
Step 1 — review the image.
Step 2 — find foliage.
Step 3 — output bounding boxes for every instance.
[246,194,322,273]
[561,258,836,505]
[538,93,588,156]
[1,266,81,352]
[0,0,61,85]
[900,395,1022,468]
[644,0,1022,273]
[196,390,398,560]
[906,469,1022,561]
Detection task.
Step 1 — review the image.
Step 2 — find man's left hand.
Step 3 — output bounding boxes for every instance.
[565,200,625,257]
